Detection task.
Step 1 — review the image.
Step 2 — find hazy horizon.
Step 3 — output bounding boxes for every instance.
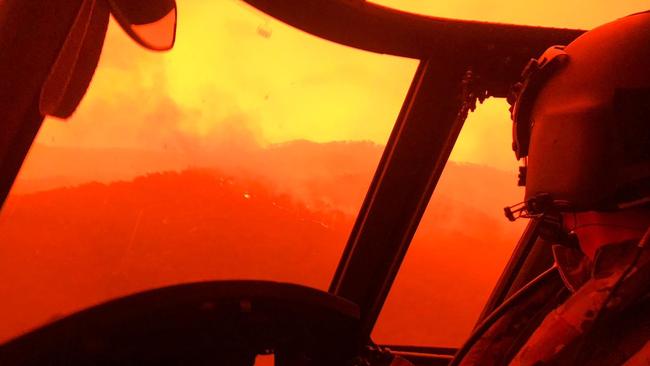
[1,138,525,348]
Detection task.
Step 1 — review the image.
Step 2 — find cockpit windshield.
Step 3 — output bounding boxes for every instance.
[0,1,413,342]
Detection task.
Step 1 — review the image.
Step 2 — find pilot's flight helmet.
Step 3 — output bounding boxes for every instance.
[509,10,650,215]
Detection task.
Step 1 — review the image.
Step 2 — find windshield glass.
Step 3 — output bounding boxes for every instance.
[0,1,415,342]
[373,99,526,347]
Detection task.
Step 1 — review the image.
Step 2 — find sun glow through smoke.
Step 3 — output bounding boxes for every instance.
[35,0,650,172]
[38,1,416,153]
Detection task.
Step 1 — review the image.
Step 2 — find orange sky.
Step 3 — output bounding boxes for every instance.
[34,1,649,171]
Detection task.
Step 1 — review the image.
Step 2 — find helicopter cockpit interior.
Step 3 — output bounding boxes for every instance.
[0,1,647,365]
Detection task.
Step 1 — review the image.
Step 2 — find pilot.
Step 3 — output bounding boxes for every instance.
[457,10,650,366]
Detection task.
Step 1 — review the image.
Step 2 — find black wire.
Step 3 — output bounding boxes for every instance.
[449,266,560,366]
[571,222,650,231]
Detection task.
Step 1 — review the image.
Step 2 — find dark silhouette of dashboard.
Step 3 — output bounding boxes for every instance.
[0,281,360,365]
